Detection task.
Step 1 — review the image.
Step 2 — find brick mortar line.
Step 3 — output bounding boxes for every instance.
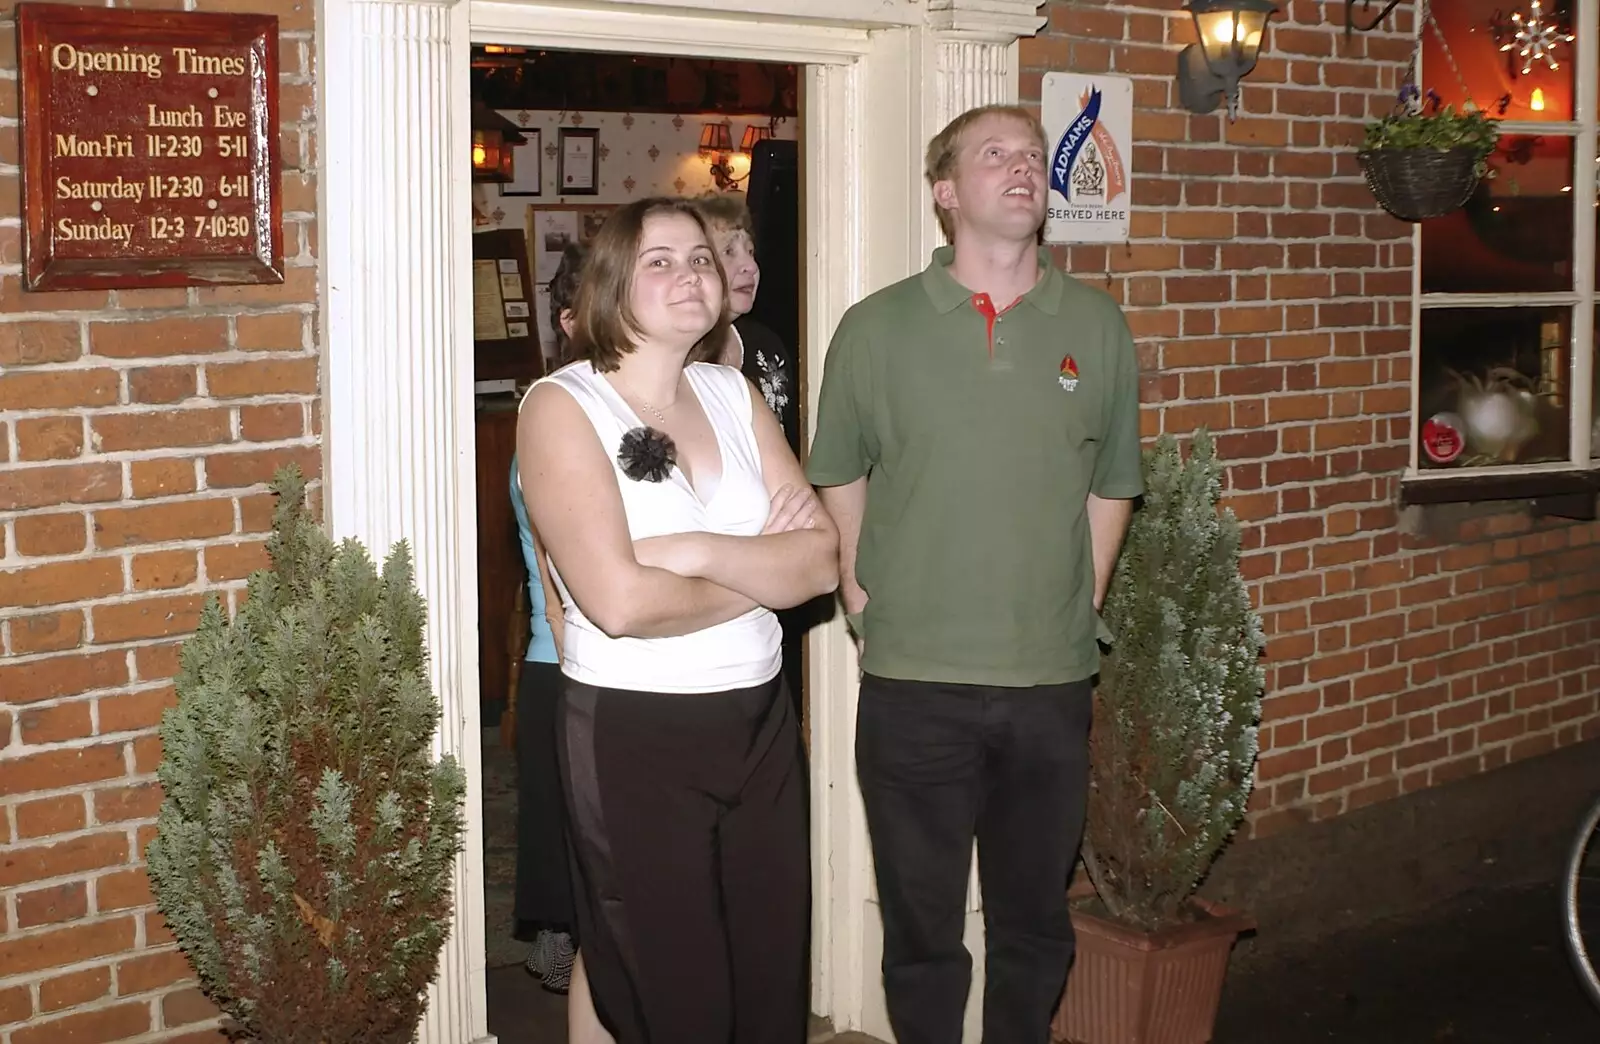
[7,703,171,742]
[0,404,320,429]
[11,709,180,749]
[0,825,146,874]
[4,436,318,471]
[1258,661,1594,711]
[0,923,171,987]
[1264,688,1596,754]
[0,558,260,586]
[0,635,230,674]
[0,488,307,529]
[0,727,161,761]
[0,592,249,631]
[11,991,206,1032]
[1257,588,1594,621]
[0,311,316,329]
[0,403,320,429]
[1265,623,1585,662]
[4,800,161,844]
[1268,727,1594,804]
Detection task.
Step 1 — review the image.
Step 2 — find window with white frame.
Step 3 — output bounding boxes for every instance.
[1414,0,1597,474]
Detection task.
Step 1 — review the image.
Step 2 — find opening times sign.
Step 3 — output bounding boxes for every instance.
[18,5,282,291]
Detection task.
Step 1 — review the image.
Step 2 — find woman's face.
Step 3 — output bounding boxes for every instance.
[628,211,723,345]
[712,224,760,319]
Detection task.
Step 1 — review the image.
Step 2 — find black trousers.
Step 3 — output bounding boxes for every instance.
[513,661,575,936]
[558,675,809,1044]
[856,674,1093,1044]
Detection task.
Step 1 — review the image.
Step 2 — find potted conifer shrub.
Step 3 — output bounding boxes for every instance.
[146,467,467,1044]
[1052,431,1266,1044]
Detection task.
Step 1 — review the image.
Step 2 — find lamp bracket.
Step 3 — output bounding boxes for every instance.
[1344,0,1404,38]
[1175,43,1241,120]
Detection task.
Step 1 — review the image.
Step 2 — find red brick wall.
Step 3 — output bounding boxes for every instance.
[1024,0,1600,840]
[0,0,318,1039]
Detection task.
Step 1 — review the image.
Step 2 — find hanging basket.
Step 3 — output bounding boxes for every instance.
[1357,146,1486,222]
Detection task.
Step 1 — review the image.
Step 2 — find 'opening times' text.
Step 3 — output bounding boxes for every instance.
[45,53,258,250]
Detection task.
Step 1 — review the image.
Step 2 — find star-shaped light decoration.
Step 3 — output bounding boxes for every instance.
[1501,0,1574,74]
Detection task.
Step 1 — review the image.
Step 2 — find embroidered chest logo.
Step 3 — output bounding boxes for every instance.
[1058,355,1080,392]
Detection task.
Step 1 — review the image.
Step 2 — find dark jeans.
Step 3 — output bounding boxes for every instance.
[513,661,575,936]
[856,673,1093,1044]
[558,675,809,1044]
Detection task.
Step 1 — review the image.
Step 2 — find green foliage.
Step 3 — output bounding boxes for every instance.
[146,466,467,1044]
[1362,106,1500,159]
[1083,431,1266,932]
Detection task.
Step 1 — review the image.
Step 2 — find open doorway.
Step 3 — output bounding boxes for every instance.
[464,43,809,1042]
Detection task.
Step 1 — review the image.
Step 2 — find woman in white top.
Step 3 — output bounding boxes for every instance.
[516,197,838,1044]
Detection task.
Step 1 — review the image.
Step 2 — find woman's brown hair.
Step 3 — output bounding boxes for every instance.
[547,241,587,365]
[569,197,731,373]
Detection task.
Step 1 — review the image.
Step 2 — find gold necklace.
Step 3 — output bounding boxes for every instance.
[635,397,669,425]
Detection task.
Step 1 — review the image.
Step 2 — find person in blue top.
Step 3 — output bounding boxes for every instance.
[512,244,587,996]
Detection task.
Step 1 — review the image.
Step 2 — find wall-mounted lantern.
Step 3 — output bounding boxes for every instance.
[740,122,774,153]
[1176,0,1278,121]
[471,102,528,183]
[700,120,747,191]
[700,118,780,191]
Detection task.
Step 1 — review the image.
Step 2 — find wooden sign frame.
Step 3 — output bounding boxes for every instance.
[472,228,542,384]
[18,4,283,291]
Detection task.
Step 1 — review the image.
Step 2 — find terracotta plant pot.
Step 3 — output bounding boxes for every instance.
[1051,898,1255,1044]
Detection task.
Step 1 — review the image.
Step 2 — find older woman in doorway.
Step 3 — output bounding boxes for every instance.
[692,194,799,453]
[693,194,815,710]
[517,197,837,1043]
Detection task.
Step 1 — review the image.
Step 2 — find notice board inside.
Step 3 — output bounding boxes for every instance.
[17,4,283,291]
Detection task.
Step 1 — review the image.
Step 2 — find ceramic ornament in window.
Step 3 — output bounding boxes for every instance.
[1501,0,1574,74]
[1449,367,1541,462]
[1421,411,1466,465]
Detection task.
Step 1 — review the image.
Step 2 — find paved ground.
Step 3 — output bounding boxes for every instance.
[484,881,1600,1043]
[1213,881,1600,1044]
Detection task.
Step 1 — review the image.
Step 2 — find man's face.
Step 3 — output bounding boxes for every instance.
[934,113,1048,243]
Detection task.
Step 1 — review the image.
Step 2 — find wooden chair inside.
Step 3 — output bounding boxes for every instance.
[501,581,531,750]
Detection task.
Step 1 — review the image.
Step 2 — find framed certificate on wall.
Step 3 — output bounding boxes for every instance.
[558,127,599,196]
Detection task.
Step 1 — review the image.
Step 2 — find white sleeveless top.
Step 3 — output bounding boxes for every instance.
[525,360,781,694]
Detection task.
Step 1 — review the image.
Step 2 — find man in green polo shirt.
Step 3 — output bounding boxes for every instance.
[807,104,1143,1044]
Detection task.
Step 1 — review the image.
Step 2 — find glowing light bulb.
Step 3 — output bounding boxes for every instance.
[1531,87,1547,111]
[472,143,487,166]
[1210,18,1241,44]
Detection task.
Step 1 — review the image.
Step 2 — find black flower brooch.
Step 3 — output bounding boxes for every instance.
[617,426,677,483]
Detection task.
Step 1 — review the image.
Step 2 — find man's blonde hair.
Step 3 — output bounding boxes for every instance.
[924,104,1050,241]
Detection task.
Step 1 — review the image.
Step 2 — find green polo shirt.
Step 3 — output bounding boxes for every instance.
[806,246,1143,687]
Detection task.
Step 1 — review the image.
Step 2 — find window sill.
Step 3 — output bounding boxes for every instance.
[1399,467,1599,519]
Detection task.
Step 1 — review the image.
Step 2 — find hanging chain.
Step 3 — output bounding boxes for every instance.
[1412,0,1479,112]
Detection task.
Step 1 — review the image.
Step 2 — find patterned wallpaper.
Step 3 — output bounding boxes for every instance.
[472,109,797,231]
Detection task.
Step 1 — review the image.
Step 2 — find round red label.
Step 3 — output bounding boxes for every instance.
[1422,413,1465,464]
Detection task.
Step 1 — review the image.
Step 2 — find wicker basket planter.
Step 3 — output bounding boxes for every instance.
[1357,145,1486,223]
[1051,898,1255,1044]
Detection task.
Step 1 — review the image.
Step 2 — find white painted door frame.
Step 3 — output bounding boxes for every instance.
[318,2,1045,1042]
